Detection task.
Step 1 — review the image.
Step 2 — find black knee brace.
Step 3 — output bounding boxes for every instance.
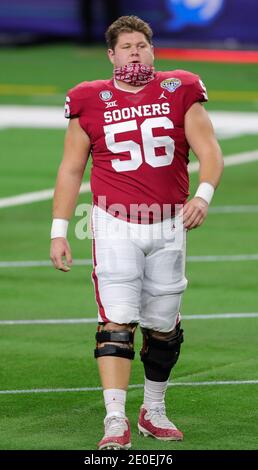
[140,323,184,381]
[94,324,136,360]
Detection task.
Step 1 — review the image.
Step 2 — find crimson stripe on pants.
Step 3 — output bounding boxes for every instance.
[92,238,109,323]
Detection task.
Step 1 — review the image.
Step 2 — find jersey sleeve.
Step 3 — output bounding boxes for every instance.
[64,83,88,119]
[183,75,208,113]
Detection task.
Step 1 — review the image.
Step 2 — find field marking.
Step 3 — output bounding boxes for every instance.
[1,313,258,326]
[209,91,258,101]
[0,379,258,395]
[187,254,258,262]
[0,259,91,268]
[1,107,258,138]
[0,182,91,209]
[1,253,258,269]
[189,150,258,170]
[209,205,258,213]
[1,150,258,209]
[0,318,97,325]
[182,313,258,319]
[0,84,59,96]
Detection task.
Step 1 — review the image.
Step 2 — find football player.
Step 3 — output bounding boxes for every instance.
[50,15,223,449]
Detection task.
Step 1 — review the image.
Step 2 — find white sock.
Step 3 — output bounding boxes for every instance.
[143,377,168,409]
[103,388,126,417]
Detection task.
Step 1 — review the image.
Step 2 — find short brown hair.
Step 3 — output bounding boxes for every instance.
[105,15,153,50]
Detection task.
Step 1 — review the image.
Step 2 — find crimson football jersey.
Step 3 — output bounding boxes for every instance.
[65,70,208,223]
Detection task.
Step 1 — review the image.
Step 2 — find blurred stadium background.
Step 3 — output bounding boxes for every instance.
[0,0,258,451]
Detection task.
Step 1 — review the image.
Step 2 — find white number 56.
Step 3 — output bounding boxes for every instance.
[104,117,175,172]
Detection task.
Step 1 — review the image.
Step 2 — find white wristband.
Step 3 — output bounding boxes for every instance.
[51,218,69,239]
[194,182,214,205]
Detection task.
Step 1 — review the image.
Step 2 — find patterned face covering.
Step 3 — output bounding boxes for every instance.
[114,63,155,87]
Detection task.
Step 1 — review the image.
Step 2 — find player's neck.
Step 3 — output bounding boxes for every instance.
[114,79,146,94]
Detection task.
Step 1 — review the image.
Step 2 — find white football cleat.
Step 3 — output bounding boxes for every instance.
[98,412,131,450]
[138,405,183,441]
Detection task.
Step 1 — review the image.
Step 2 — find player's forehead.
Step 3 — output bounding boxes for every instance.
[115,31,150,47]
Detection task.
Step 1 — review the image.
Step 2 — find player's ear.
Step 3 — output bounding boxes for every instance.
[107,48,115,65]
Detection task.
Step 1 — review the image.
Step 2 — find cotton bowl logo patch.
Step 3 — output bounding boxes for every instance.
[161,78,181,93]
[99,90,113,101]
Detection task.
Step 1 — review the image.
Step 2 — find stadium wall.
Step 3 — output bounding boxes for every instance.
[0,0,257,47]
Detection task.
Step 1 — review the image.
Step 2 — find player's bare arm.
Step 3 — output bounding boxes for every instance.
[50,118,91,271]
[184,102,224,230]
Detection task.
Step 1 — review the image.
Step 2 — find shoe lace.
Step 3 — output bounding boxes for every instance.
[104,415,127,437]
[146,405,177,429]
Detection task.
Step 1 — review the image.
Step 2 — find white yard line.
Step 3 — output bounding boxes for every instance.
[0,318,97,325]
[0,182,91,209]
[1,106,258,139]
[0,379,257,395]
[188,149,258,172]
[187,254,258,262]
[209,205,258,213]
[182,313,258,319]
[0,259,92,268]
[0,105,66,130]
[1,253,258,268]
[1,312,258,325]
[1,150,258,208]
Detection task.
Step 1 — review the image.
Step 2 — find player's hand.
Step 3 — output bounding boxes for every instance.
[182,197,209,230]
[50,238,73,272]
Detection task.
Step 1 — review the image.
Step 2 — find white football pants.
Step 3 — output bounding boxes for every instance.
[91,206,187,332]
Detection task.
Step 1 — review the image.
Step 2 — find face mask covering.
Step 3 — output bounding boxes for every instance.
[114,63,155,87]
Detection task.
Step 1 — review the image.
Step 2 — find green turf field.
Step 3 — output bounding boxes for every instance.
[0,45,258,450]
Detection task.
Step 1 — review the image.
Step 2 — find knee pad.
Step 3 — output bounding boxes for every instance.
[94,323,137,360]
[140,323,184,381]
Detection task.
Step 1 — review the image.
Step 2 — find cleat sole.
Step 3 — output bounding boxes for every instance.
[98,442,131,450]
[138,424,183,441]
